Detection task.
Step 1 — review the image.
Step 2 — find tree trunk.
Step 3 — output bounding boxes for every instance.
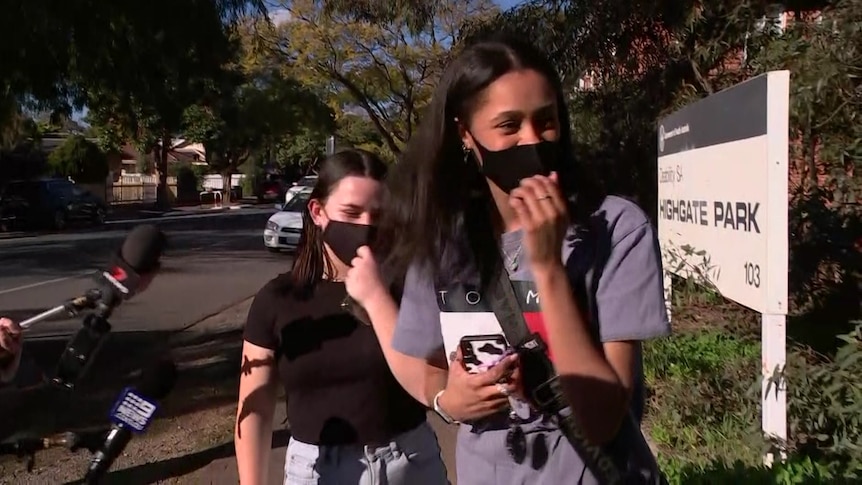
[222,171,233,204]
[156,131,172,209]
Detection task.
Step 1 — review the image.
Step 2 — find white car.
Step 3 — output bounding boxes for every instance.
[264,188,312,252]
[284,175,318,205]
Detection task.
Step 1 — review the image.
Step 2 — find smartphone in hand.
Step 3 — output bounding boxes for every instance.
[459,334,513,374]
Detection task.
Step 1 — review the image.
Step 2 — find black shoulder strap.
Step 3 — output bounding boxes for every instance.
[486,264,624,485]
[487,268,531,345]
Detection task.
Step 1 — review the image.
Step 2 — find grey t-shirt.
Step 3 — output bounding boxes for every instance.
[392,195,671,484]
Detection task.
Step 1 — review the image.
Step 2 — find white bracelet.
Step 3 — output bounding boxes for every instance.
[432,389,459,425]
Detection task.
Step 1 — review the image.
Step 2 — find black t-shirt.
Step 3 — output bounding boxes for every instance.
[243,272,426,446]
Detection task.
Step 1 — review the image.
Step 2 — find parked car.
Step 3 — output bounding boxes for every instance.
[257,178,286,202]
[284,175,318,205]
[264,187,313,252]
[0,178,108,230]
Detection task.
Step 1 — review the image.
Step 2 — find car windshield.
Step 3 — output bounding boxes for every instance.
[282,191,311,212]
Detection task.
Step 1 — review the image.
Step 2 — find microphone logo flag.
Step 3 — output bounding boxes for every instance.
[109,387,159,433]
[102,269,131,294]
[110,266,128,282]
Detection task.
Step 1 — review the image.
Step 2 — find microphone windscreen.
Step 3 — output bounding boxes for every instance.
[120,225,166,273]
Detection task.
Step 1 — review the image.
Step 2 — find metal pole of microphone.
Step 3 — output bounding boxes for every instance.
[19,306,70,329]
[19,291,102,329]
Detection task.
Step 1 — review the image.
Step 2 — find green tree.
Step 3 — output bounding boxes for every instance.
[273,126,329,175]
[466,1,823,202]
[2,1,267,207]
[0,99,39,151]
[0,1,266,127]
[82,2,240,208]
[46,135,109,183]
[335,113,387,159]
[183,68,335,197]
[262,0,497,156]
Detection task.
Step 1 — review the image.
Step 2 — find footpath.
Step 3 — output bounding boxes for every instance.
[0,297,458,485]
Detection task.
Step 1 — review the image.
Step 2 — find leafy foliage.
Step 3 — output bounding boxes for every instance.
[46,135,108,183]
[262,0,496,156]
[468,0,859,326]
[0,1,266,205]
[269,131,320,177]
[462,0,796,209]
[182,68,334,179]
[647,279,862,483]
[0,0,266,128]
[745,2,862,337]
[783,322,862,478]
[335,113,387,157]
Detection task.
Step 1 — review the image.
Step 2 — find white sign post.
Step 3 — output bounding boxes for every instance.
[656,71,790,464]
[326,135,336,156]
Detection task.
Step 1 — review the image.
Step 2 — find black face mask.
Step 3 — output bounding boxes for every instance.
[322,220,376,265]
[473,139,560,193]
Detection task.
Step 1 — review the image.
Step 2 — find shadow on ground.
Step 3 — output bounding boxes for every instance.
[71,429,291,485]
[0,327,246,443]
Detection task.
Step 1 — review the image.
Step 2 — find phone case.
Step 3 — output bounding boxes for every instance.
[459,334,511,374]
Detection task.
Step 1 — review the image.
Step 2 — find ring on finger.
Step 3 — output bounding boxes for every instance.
[537,194,552,201]
[496,383,512,397]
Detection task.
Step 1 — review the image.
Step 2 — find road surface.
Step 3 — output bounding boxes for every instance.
[0,208,289,339]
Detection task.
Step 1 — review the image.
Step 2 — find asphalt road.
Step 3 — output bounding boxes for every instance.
[0,208,290,339]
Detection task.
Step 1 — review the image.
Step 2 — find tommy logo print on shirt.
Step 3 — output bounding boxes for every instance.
[436,281,554,362]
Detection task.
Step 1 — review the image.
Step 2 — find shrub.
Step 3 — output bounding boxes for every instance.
[46,135,108,183]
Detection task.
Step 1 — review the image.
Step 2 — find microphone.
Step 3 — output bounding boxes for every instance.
[20,224,166,329]
[84,360,178,484]
[27,225,166,389]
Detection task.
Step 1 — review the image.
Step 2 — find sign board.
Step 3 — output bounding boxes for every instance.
[657,70,790,463]
[657,71,789,315]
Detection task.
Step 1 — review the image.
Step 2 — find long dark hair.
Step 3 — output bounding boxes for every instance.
[291,148,387,294]
[377,33,604,288]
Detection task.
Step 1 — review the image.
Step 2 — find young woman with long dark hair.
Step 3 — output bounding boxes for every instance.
[235,149,448,485]
[344,35,670,484]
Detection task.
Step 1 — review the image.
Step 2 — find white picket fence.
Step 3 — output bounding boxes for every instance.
[201,174,245,191]
[109,174,178,204]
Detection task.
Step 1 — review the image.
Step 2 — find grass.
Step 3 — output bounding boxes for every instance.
[644,330,764,471]
[643,277,862,484]
[643,280,768,482]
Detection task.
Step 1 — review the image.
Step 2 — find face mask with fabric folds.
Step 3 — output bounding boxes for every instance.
[322,220,376,265]
[472,139,560,193]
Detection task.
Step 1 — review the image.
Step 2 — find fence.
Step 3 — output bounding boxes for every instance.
[108,174,178,205]
[201,174,245,191]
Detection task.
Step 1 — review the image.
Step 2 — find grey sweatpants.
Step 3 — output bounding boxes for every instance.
[283,422,449,485]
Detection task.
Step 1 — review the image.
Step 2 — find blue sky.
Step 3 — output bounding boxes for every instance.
[497,0,524,9]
